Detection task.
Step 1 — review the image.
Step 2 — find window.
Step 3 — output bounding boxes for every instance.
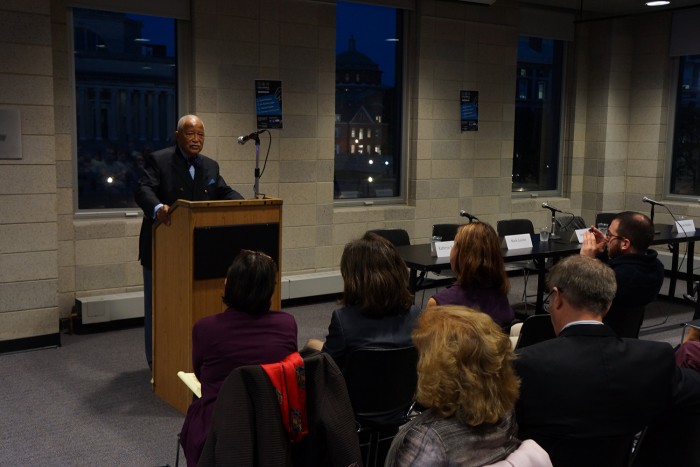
[334,1,404,200]
[73,8,177,210]
[669,55,700,197]
[512,36,565,193]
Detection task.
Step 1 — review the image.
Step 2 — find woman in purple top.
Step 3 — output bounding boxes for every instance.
[179,250,298,467]
[427,222,514,328]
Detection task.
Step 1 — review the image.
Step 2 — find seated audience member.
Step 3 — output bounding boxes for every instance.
[179,250,298,467]
[386,306,551,467]
[426,222,514,327]
[676,340,700,371]
[514,255,700,467]
[306,232,420,366]
[580,211,664,335]
[677,323,700,371]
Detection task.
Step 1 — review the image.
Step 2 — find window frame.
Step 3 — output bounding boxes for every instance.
[69,6,189,218]
[333,1,410,207]
[665,54,700,202]
[511,35,568,199]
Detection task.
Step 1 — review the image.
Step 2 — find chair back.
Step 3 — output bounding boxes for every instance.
[541,434,637,467]
[431,224,462,242]
[367,229,411,247]
[603,304,646,338]
[515,314,556,349]
[342,346,418,426]
[555,215,587,231]
[595,212,618,226]
[497,219,535,237]
[199,352,362,467]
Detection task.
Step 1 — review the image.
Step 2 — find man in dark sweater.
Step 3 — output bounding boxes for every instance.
[580,211,664,337]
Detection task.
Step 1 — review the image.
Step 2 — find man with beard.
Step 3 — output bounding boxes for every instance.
[579,211,664,337]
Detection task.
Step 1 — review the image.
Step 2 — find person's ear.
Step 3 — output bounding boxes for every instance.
[550,287,563,311]
[620,237,631,252]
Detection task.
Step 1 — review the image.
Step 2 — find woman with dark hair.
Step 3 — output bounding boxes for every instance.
[179,250,298,467]
[307,232,421,366]
[426,222,514,327]
[386,306,551,466]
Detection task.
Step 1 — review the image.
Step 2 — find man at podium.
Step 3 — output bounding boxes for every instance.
[135,114,243,369]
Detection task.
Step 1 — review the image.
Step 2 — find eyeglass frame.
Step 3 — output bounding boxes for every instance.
[604,230,626,242]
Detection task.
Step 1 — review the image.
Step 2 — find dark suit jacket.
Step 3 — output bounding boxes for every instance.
[134,145,243,268]
[198,352,362,467]
[514,324,683,467]
[321,304,421,368]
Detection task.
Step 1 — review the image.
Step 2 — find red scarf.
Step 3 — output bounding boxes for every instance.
[261,352,308,443]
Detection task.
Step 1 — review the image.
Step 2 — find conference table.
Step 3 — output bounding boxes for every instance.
[397,224,700,314]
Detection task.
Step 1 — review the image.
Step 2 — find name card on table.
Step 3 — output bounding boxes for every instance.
[673,218,696,235]
[565,228,590,244]
[502,234,533,250]
[435,241,454,258]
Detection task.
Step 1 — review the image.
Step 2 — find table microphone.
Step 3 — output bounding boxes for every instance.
[642,196,664,207]
[541,202,563,213]
[459,210,479,222]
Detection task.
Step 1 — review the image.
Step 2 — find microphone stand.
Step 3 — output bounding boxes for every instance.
[545,208,560,239]
[253,134,261,199]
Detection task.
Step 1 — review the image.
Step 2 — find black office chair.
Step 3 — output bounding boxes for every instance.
[497,219,537,309]
[431,223,462,242]
[514,314,556,349]
[199,352,362,467]
[342,346,418,467]
[367,228,411,247]
[595,212,618,227]
[604,304,646,338]
[555,215,587,232]
[368,228,450,303]
[539,433,640,467]
[430,224,463,281]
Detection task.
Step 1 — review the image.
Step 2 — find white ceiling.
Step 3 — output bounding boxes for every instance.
[520,0,700,20]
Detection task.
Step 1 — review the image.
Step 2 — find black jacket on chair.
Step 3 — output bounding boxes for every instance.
[198,352,362,467]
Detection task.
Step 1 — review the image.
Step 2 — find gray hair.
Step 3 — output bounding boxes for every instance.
[546,255,617,316]
[176,114,204,132]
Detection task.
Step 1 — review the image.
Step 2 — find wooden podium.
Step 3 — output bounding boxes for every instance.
[152,198,283,413]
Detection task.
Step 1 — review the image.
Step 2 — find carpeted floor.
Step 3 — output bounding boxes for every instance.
[0,275,695,466]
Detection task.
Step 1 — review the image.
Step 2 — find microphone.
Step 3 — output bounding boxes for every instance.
[459,210,479,222]
[541,202,563,213]
[237,129,266,145]
[642,196,665,207]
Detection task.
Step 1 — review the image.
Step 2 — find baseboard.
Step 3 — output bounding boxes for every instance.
[0,333,61,354]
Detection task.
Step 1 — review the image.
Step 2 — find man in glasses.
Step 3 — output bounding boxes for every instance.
[135,114,243,370]
[514,255,700,466]
[580,211,664,337]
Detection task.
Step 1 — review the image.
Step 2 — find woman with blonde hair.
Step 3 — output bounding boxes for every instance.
[427,222,514,327]
[386,306,551,466]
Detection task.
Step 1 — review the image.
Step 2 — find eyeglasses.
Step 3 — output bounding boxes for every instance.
[605,230,625,242]
[240,249,273,261]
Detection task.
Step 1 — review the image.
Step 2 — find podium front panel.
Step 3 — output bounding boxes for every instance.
[193,223,280,280]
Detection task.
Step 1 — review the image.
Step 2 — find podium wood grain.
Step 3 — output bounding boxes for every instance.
[152,198,283,413]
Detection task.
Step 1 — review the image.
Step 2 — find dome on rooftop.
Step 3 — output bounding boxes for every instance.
[337,36,379,71]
